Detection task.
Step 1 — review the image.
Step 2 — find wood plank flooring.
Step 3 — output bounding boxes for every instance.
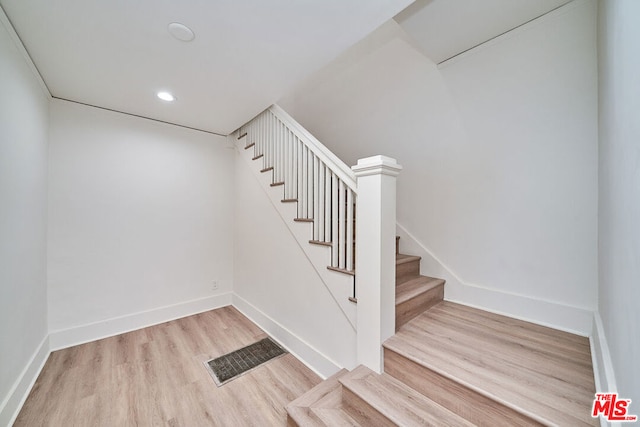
[14,306,321,426]
[384,301,597,426]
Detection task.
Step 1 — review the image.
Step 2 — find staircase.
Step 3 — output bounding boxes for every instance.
[235,106,597,426]
[237,105,358,300]
[286,236,598,426]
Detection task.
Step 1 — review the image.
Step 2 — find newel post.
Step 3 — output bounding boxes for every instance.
[352,155,402,373]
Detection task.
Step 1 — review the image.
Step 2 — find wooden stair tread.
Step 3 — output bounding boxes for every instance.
[311,408,361,426]
[395,253,421,265]
[288,369,348,408]
[287,369,361,427]
[287,406,325,426]
[395,253,422,286]
[294,218,314,223]
[384,301,597,426]
[327,266,355,276]
[340,365,474,427]
[309,240,332,247]
[395,276,444,305]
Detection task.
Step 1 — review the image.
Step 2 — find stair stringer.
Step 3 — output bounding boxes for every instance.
[235,134,357,329]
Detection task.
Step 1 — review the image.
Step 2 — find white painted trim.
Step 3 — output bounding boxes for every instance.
[353,155,400,373]
[49,293,233,350]
[447,284,593,336]
[352,155,403,178]
[269,104,357,191]
[591,313,618,427]
[0,335,50,427]
[0,4,51,98]
[396,222,594,336]
[232,294,342,379]
[591,312,618,394]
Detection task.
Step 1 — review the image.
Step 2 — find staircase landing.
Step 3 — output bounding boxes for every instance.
[384,301,597,426]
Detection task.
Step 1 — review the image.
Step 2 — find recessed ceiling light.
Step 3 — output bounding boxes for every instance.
[168,22,195,42]
[157,91,176,102]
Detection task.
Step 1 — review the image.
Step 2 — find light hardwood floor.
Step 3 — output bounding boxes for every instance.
[384,301,598,426]
[14,306,321,426]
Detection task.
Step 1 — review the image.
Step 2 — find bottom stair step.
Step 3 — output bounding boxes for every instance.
[287,369,360,426]
[287,405,359,427]
[340,365,475,427]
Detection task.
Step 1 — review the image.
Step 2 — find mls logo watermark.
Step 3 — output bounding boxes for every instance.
[592,393,638,422]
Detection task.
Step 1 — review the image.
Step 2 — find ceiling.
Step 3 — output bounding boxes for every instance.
[1,0,572,135]
[0,0,412,135]
[394,0,571,64]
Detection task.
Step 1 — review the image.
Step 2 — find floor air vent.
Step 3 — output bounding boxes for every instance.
[205,337,287,386]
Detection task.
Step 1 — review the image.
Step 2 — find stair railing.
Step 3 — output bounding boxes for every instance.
[239,105,357,275]
[238,105,402,373]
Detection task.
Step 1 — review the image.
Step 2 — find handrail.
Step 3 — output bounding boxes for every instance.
[269,105,357,193]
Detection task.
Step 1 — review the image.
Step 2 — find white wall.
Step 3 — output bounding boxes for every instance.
[279,0,598,333]
[233,143,357,377]
[0,12,50,426]
[597,0,640,406]
[47,99,235,348]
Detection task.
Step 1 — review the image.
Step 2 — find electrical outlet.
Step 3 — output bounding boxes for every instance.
[212,280,219,290]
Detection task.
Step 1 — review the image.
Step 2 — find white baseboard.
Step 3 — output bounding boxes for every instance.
[0,335,50,427]
[446,283,594,336]
[232,294,341,379]
[49,292,233,350]
[591,312,617,393]
[396,223,594,336]
[591,312,620,427]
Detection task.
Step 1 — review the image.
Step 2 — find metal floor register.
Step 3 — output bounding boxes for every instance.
[205,337,287,386]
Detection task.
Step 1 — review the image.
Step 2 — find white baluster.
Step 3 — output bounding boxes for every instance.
[265,112,270,165]
[302,145,308,218]
[339,180,346,269]
[254,115,258,153]
[282,124,287,185]
[318,163,325,242]
[325,167,331,243]
[288,132,293,197]
[272,118,277,177]
[277,118,282,181]
[258,114,267,155]
[331,173,338,267]
[273,117,279,178]
[279,119,284,183]
[313,156,319,239]
[273,117,282,182]
[307,148,313,219]
[297,139,303,217]
[346,189,354,271]
[268,112,272,162]
[284,128,289,198]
